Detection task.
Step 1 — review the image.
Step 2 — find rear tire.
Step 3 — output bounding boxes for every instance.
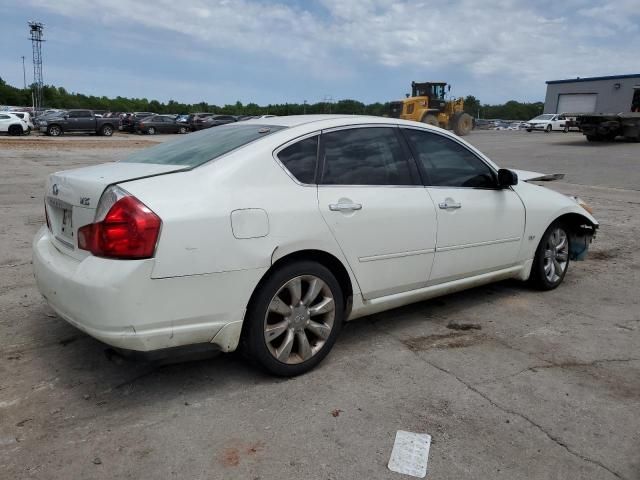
[526,129,532,132]
[178,126,187,134]
[421,114,439,127]
[47,125,62,137]
[529,222,570,291]
[451,112,473,136]
[8,125,23,136]
[147,127,156,135]
[100,125,113,136]
[244,261,344,376]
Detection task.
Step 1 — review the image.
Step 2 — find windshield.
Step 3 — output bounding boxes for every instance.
[532,114,554,121]
[120,124,286,167]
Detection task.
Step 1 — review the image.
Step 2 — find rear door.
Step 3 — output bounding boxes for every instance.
[317,125,437,299]
[401,127,525,284]
[73,110,94,131]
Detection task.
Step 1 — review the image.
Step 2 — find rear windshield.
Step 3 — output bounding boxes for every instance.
[120,124,286,167]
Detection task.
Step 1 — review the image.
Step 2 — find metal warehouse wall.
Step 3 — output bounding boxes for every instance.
[544,76,640,114]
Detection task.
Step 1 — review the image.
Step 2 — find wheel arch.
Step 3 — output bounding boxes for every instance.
[244,249,355,327]
[548,212,598,261]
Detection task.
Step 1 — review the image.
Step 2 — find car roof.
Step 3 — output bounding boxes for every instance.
[244,114,446,131]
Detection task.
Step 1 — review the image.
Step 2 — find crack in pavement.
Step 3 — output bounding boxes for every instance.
[376,326,627,480]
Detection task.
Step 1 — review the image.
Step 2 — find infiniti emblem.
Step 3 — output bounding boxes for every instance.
[52,184,59,196]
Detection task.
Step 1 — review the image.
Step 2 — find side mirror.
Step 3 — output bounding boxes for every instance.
[498,168,518,188]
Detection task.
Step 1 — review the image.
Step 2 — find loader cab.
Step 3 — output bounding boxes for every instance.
[411,82,449,112]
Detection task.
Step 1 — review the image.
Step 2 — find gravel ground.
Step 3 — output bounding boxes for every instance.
[0,130,638,480]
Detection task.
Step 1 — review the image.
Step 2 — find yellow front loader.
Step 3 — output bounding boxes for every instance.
[389,81,473,136]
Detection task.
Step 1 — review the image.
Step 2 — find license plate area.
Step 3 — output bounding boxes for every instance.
[46,197,75,249]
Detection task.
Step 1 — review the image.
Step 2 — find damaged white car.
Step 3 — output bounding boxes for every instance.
[33,115,598,376]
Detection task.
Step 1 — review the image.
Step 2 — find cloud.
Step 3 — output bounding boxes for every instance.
[16,0,640,103]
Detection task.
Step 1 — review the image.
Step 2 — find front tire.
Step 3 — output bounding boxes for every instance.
[529,222,570,290]
[451,112,473,136]
[545,124,552,133]
[147,127,156,135]
[178,126,187,134]
[47,125,62,137]
[421,114,439,127]
[244,261,344,376]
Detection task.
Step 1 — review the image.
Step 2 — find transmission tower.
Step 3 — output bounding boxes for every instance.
[28,21,45,111]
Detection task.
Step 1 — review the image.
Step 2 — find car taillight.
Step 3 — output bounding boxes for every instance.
[78,187,161,259]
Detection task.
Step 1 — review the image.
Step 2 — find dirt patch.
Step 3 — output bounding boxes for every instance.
[219,441,264,468]
[589,249,620,260]
[446,322,482,331]
[402,332,486,351]
[221,448,240,467]
[0,137,157,150]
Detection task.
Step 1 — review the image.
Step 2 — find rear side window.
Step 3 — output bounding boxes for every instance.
[320,127,413,186]
[277,136,318,184]
[121,124,286,167]
[402,128,495,188]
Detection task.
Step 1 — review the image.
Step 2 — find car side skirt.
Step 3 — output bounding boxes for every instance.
[347,263,527,320]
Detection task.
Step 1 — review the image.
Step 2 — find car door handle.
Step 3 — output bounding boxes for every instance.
[329,203,362,212]
[438,201,462,210]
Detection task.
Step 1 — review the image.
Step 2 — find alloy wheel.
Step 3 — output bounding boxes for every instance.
[543,228,569,283]
[263,275,335,364]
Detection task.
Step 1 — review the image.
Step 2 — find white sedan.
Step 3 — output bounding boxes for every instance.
[0,112,28,135]
[525,114,567,133]
[33,115,598,376]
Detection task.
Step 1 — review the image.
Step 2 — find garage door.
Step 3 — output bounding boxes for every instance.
[557,94,597,114]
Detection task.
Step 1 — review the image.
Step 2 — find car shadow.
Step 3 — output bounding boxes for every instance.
[37,278,527,404]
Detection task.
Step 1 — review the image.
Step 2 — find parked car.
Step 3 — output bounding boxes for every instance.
[136,115,190,135]
[120,112,155,132]
[187,113,216,131]
[525,114,566,133]
[38,109,118,136]
[33,115,598,376]
[8,111,35,131]
[0,112,29,135]
[200,114,237,129]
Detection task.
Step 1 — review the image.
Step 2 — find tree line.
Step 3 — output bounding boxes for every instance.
[1,78,543,120]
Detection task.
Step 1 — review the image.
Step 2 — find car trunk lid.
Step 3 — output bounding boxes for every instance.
[45,162,187,260]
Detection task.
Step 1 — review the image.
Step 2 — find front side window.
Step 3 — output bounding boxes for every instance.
[402,129,495,188]
[277,136,318,184]
[320,127,413,186]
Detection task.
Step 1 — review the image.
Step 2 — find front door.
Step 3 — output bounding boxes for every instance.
[317,126,437,299]
[401,127,525,284]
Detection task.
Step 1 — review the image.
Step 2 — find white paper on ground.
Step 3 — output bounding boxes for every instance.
[387,430,432,478]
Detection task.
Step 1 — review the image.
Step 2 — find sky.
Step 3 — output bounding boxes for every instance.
[1,0,638,106]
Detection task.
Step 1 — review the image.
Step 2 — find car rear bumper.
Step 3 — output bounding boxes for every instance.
[33,227,264,352]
